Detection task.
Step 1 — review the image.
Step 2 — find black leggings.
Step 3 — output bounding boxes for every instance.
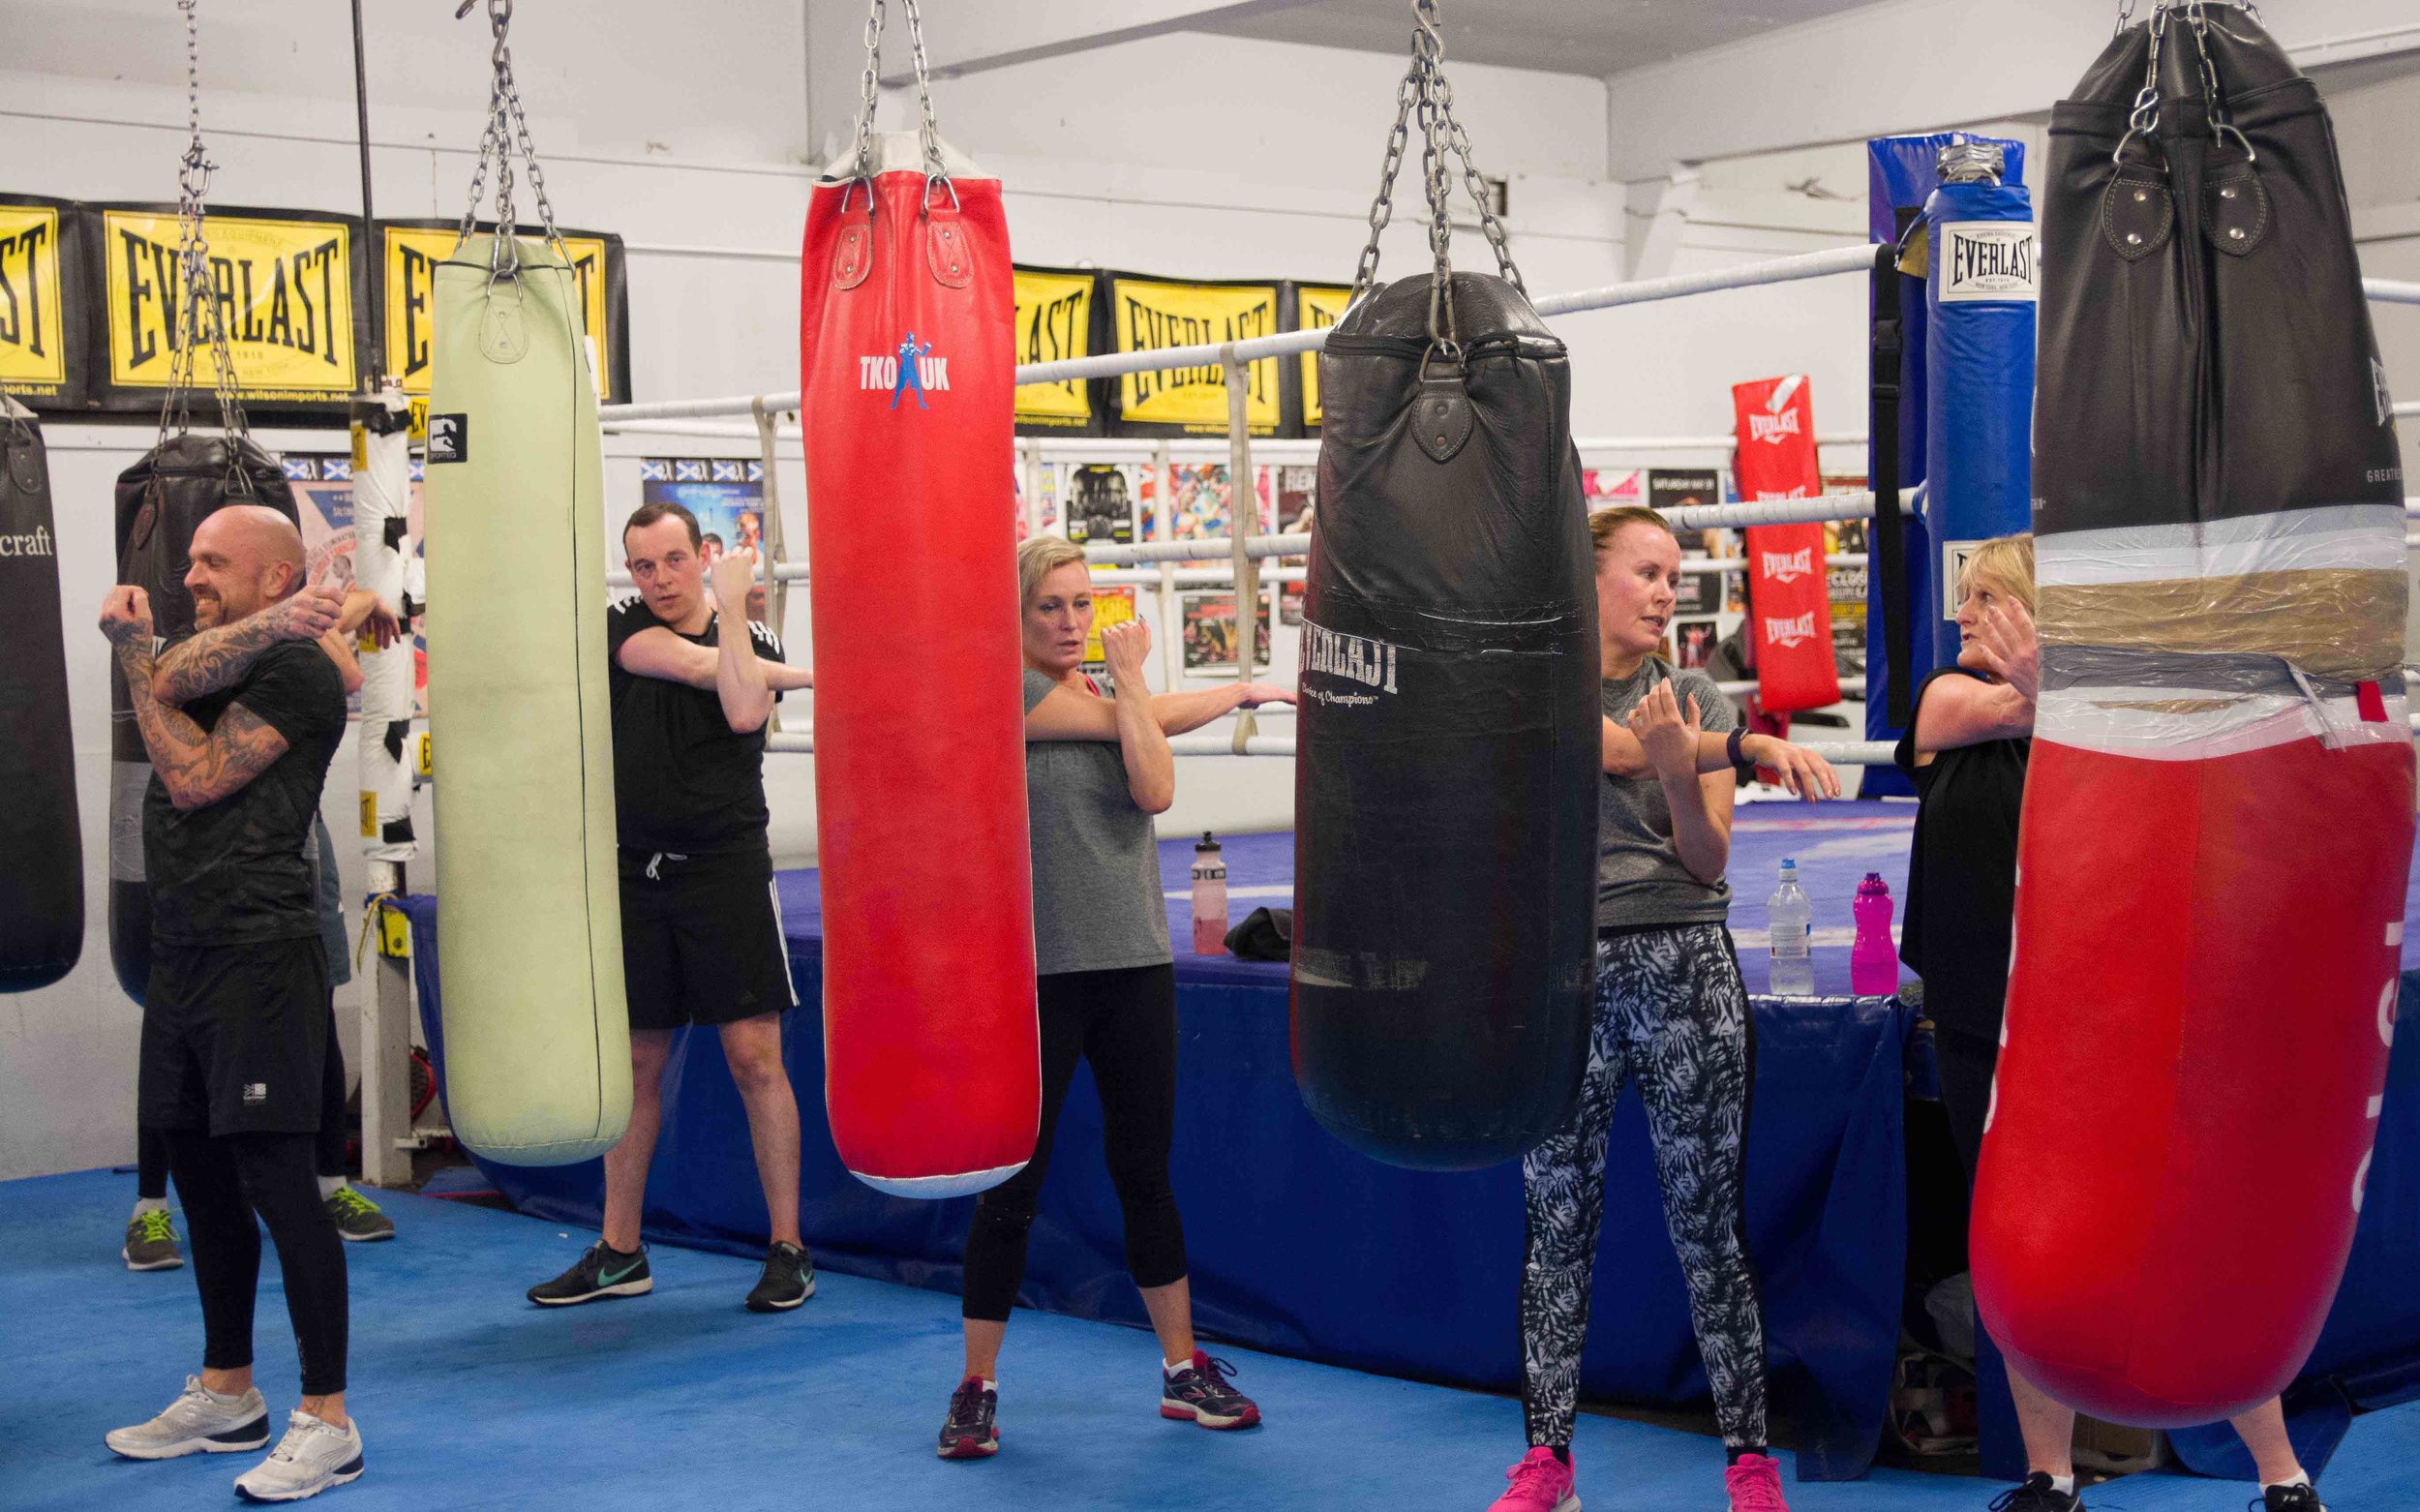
[140,1007,349,1200]
[163,1128,349,1396]
[961,963,1186,1323]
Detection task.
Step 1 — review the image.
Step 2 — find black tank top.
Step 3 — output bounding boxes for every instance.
[1894,667,2029,1042]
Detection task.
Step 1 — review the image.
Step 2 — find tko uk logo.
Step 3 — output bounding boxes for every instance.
[1764,611,1817,650]
[1746,408,1802,444]
[860,332,951,409]
[1760,547,1813,584]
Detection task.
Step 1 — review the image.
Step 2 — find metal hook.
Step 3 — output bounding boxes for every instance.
[921,172,959,214]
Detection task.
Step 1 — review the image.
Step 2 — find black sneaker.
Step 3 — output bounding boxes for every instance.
[1160,1350,1261,1430]
[527,1241,652,1306]
[743,1241,816,1313]
[2262,1485,2327,1512]
[937,1376,998,1459]
[1990,1473,2083,1512]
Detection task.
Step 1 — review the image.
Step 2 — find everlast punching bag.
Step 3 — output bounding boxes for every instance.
[0,403,81,992]
[1291,24,1597,1170]
[1976,3,2412,1427]
[108,433,290,1004]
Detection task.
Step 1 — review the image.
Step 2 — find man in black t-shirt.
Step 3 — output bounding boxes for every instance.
[100,504,367,1501]
[528,500,819,1315]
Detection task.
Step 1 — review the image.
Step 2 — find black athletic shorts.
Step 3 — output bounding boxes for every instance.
[139,936,331,1136]
[619,847,797,1033]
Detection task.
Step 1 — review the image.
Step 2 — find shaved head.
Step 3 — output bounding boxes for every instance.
[209,505,308,582]
[188,505,310,628]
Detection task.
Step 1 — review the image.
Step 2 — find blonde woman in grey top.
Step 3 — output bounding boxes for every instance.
[939,535,1291,1462]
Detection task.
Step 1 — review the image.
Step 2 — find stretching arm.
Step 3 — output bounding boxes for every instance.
[151,586,341,705]
[118,641,292,811]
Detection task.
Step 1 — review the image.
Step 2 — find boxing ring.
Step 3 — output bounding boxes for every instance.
[378,247,2420,1480]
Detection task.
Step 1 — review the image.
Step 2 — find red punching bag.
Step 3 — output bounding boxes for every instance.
[1730,376,1840,716]
[1976,12,2410,1426]
[799,22,1038,1198]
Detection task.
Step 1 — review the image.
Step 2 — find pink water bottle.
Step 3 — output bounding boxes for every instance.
[1851,872,1898,996]
[1191,832,1227,955]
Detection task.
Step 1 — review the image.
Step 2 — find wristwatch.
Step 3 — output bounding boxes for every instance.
[1727,726,1753,777]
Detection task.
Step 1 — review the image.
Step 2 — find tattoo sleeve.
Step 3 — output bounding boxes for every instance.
[151,611,289,707]
[119,643,293,809]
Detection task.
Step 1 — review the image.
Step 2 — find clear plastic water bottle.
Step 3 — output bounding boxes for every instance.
[1851,872,1899,996]
[1768,858,1815,995]
[1191,832,1227,955]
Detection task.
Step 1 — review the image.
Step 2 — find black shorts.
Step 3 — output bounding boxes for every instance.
[620,849,797,1033]
[139,936,331,1136]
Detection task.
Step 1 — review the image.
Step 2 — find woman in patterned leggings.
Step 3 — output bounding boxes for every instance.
[1487,506,1834,1512]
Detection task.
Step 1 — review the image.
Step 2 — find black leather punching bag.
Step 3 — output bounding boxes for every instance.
[1289,262,1599,1169]
[0,407,82,992]
[107,433,291,1003]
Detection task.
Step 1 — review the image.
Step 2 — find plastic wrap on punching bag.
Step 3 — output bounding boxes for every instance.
[1290,272,1597,1171]
[0,407,82,991]
[1921,177,2036,665]
[1976,8,2411,1429]
[107,433,292,1005]
[351,393,417,865]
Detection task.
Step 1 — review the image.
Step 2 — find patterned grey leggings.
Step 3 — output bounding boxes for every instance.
[1518,923,1769,1452]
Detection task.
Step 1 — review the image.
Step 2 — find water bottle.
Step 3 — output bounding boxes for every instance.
[1851,872,1899,996]
[1191,832,1227,955]
[1768,858,1814,995]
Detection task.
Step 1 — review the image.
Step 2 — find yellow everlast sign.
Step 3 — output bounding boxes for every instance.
[1110,278,1281,434]
[0,204,68,395]
[384,226,613,404]
[104,211,355,398]
[1295,284,1351,428]
[1013,267,1095,427]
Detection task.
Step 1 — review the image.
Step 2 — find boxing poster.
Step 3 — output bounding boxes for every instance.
[282,452,429,720]
[1105,274,1284,437]
[1179,589,1272,676]
[1078,586,1138,691]
[85,202,370,413]
[0,194,85,407]
[1649,469,1719,552]
[1063,462,1139,546]
[384,219,628,433]
[1585,469,1645,506]
[1012,265,1103,434]
[637,456,771,622]
[1287,281,1352,432]
[1013,457,1060,543]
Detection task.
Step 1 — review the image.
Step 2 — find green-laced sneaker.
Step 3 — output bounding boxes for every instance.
[124,1209,185,1272]
[324,1186,396,1243]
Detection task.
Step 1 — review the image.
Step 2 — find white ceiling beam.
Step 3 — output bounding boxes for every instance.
[868,0,1328,86]
[1601,0,2420,181]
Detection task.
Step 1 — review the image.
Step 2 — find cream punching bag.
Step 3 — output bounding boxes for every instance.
[420,19,627,1165]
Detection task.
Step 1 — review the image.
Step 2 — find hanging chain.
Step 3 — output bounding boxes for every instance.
[451,0,568,274]
[2113,1,2169,165]
[2182,2,2256,159]
[1348,65,1417,302]
[157,0,251,464]
[845,0,951,198]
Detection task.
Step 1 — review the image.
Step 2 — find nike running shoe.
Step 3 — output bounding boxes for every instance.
[233,1410,365,1501]
[123,1209,185,1271]
[937,1376,999,1460]
[744,1240,816,1313]
[1988,1473,2083,1512]
[1487,1447,1579,1512]
[526,1241,652,1306]
[2264,1486,2327,1512]
[1725,1452,1791,1511]
[105,1376,268,1460]
[1161,1350,1260,1429]
[324,1187,395,1244]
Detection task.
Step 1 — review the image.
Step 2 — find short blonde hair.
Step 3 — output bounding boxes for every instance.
[1957,532,2035,615]
[1016,533,1088,607]
[1588,505,1673,557]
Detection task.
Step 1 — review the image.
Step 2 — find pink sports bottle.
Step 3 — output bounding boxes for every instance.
[1850,872,1898,996]
[1192,832,1227,955]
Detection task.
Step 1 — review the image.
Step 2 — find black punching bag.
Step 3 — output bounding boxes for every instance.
[0,406,82,992]
[107,433,291,1003]
[1289,266,1599,1170]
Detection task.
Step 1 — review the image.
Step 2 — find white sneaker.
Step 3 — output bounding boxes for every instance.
[105,1376,270,1459]
[232,1410,365,1501]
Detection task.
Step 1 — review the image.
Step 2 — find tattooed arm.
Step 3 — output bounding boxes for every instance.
[104,588,293,811]
[151,583,343,706]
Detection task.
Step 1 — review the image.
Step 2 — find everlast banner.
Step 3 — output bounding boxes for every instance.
[1105,274,1283,438]
[1286,282,1352,433]
[88,203,369,411]
[0,195,86,407]
[1013,264,1104,434]
[382,219,628,431]
[1730,375,1841,714]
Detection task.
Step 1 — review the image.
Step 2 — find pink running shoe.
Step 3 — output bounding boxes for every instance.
[1488,1446,1580,1512]
[1725,1452,1791,1511]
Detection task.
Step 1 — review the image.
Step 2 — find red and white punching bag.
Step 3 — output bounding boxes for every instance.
[1730,376,1840,716]
[1976,14,2410,1426]
[799,76,1038,1194]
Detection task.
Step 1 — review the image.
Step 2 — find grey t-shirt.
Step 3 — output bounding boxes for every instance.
[1022,668,1174,976]
[1597,656,1738,929]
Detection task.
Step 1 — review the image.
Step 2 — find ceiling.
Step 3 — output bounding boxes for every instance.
[1189,0,1885,79]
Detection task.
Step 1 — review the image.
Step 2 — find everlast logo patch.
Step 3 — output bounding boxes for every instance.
[1746,408,1801,444]
[1760,547,1813,584]
[861,333,950,408]
[1940,222,2039,305]
[1299,619,1401,696]
[1764,612,1817,650]
[116,227,344,370]
[0,525,55,557]
[1122,297,1272,408]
